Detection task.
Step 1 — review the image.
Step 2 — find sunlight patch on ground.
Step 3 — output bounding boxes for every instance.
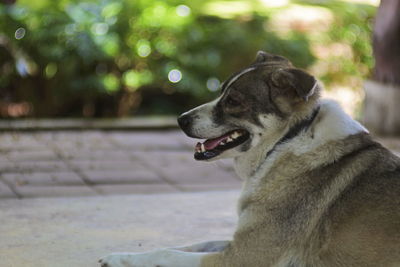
[312,43,354,60]
[342,0,379,6]
[259,0,289,8]
[266,4,333,35]
[201,0,291,19]
[310,42,355,78]
[202,0,378,19]
[201,1,253,19]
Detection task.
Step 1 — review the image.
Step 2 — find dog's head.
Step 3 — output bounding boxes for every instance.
[178,51,320,161]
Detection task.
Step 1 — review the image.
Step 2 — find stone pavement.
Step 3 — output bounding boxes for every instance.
[1,129,400,267]
[1,130,400,199]
[0,191,239,267]
[0,130,241,199]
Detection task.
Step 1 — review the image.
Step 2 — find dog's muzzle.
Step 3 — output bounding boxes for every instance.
[177,112,250,160]
[177,114,191,129]
[177,114,198,138]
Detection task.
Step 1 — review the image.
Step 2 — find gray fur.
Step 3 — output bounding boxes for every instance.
[99,51,400,267]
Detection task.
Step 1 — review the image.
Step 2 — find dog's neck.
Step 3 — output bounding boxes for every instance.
[264,106,320,159]
[233,99,368,180]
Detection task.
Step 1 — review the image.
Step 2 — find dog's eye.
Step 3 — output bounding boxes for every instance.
[226,96,240,106]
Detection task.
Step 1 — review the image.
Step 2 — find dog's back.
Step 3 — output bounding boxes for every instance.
[319,137,400,266]
[230,133,400,267]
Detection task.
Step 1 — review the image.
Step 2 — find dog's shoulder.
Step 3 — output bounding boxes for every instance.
[313,129,400,265]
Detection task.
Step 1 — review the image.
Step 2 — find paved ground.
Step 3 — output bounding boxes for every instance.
[1,129,400,267]
[0,191,239,267]
[0,130,240,199]
[0,129,242,267]
[1,130,400,200]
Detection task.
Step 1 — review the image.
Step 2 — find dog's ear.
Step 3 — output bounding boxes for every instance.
[255,51,270,63]
[270,68,317,101]
[254,51,289,64]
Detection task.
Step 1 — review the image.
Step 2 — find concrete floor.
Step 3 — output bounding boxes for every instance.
[0,130,241,199]
[1,130,400,267]
[0,191,239,267]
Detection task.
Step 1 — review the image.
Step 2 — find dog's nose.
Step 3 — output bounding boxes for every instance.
[177,114,192,129]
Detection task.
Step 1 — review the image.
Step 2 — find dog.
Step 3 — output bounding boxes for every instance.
[100,51,400,266]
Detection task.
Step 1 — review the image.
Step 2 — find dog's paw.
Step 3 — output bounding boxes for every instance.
[98,251,164,267]
[99,253,135,267]
[99,249,202,267]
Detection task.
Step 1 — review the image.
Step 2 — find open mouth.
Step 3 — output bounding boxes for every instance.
[194,129,250,160]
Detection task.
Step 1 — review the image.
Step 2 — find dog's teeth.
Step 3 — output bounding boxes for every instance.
[201,144,205,152]
[227,137,233,142]
[231,132,240,139]
[220,141,226,145]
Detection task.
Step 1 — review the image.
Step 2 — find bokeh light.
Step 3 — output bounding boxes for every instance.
[15,27,26,39]
[206,77,220,92]
[136,39,151,58]
[176,5,191,17]
[45,63,57,79]
[91,23,109,35]
[103,74,120,93]
[168,69,182,83]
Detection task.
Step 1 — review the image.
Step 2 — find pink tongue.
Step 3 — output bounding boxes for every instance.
[203,133,231,150]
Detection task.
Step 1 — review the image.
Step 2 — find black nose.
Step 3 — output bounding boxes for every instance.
[177,114,192,129]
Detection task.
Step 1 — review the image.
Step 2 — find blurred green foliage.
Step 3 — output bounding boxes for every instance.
[0,0,376,118]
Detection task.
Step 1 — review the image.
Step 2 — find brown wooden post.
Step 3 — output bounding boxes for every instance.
[364,0,400,135]
[373,0,400,84]
[1,0,17,5]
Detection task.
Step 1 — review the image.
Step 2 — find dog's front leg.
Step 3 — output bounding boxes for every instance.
[99,249,219,267]
[99,241,229,267]
[172,240,230,252]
